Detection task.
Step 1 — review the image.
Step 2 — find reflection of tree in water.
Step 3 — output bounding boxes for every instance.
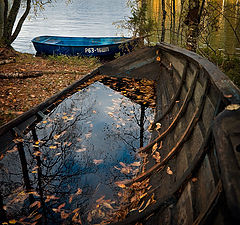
[0,89,97,224]
[103,96,154,151]
[0,79,155,224]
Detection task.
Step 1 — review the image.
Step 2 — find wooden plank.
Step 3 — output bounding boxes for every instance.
[163,52,187,78]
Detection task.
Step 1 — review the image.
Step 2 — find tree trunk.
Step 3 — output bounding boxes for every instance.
[0,0,31,47]
[0,0,4,38]
[161,0,167,42]
[185,0,200,51]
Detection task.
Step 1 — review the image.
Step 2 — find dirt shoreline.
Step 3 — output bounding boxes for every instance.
[0,51,101,126]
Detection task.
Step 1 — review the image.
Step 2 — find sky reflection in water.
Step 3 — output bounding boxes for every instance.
[1,80,154,224]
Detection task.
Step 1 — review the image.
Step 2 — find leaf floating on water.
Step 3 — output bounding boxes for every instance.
[108,112,114,118]
[156,122,161,130]
[54,134,61,140]
[33,214,42,221]
[58,203,66,211]
[93,159,103,165]
[61,211,71,220]
[131,161,141,167]
[119,162,126,167]
[30,201,41,209]
[76,188,82,195]
[167,166,173,175]
[49,145,57,149]
[9,219,17,224]
[0,154,4,160]
[115,181,126,189]
[85,133,92,139]
[225,104,240,111]
[103,202,113,209]
[75,148,87,153]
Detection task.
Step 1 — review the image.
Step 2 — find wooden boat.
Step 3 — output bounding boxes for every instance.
[0,43,240,224]
[31,36,139,57]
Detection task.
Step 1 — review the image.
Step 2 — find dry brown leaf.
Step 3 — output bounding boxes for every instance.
[167,166,173,175]
[76,188,82,195]
[93,159,103,165]
[30,201,41,209]
[152,143,158,154]
[58,203,66,211]
[131,161,141,167]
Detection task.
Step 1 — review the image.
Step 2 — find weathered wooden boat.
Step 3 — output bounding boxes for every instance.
[31,36,139,57]
[0,43,240,225]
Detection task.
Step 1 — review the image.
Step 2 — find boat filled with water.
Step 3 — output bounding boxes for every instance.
[0,43,240,225]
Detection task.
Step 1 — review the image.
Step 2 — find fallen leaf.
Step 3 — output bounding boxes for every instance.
[115,182,126,189]
[75,148,86,153]
[225,104,240,111]
[152,143,158,154]
[167,166,173,175]
[131,161,141,167]
[103,202,113,209]
[93,159,103,165]
[76,188,82,195]
[192,177,198,182]
[156,123,161,130]
[9,219,17,224]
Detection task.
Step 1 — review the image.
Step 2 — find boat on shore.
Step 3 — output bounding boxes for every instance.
[31,36,139,57]
[0,43,239,224]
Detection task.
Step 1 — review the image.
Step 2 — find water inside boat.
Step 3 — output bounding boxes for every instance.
[0,77,156,224]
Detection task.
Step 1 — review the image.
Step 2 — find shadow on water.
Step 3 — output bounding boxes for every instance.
[0,76,156,224]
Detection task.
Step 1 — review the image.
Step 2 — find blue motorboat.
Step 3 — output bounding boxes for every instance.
[31,36,138,57]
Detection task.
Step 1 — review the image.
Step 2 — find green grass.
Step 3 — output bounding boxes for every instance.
[199,48,240,88]
[46,55,100,67]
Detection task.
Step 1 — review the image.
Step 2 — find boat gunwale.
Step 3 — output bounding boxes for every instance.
[157,42,240,105]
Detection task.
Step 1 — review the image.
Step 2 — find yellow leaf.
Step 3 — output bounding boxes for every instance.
[9,219,17,224]
[152,143,158,154]
[42,120,47,124]
[225,104,240,111]
[167,166,173,175]
[131,161,141,167]
[54,134,60,140]
[49,145,57,149]
[103,202,113,209]
[192,177,198,182]
[76,188,82,195]
[115,182,126,189]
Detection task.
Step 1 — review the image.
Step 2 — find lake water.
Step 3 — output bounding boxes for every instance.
[13,0,240,55]
[13,0,132,54]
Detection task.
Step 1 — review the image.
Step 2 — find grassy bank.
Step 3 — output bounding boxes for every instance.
[0,52,101,126]
[199,48,240,88]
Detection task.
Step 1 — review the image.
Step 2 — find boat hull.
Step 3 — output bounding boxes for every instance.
[32,36,137,57]
[1,44,240,224]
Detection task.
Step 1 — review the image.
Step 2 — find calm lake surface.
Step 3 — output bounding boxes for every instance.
[13,0,240,55]
[13,0,132,54]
